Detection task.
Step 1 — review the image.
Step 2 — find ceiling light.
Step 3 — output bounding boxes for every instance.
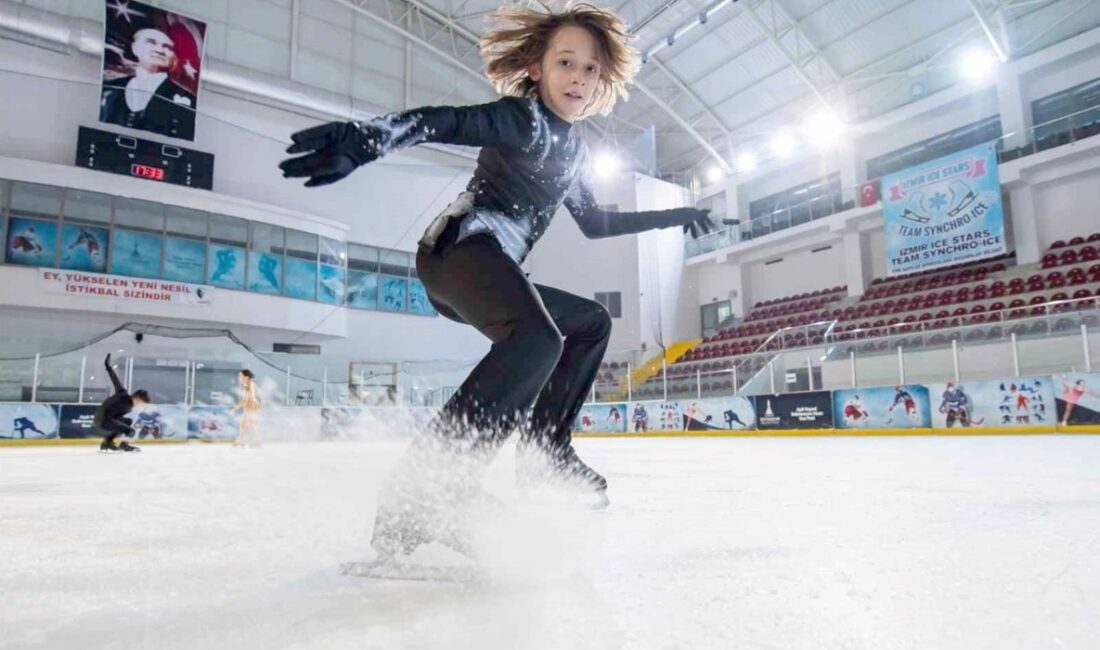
[593,151,620,178]
[736,151,756,172]
[804,110,844,149]
[705,166,724,183]
[959,48,997,83]
[769,132,795,158]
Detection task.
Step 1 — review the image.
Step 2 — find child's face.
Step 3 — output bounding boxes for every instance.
[529,26,602,122]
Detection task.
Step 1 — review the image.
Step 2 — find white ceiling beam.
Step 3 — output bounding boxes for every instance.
[634,81,732,172]
[967,0,1010,61]
[738,0,841,108]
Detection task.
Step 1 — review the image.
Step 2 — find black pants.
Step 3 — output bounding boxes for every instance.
[96,417,133,443]
[416,229,611,458]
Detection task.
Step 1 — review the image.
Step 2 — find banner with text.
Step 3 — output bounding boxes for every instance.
[883,141,1005,276]
[753,392,834,430]
[40,269,212,305]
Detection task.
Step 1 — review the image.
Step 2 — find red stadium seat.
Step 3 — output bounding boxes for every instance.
[1070,236,1086,246]
[1050,240,1067,249]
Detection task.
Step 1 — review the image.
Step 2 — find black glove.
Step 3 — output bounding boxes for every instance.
[682,208,716,239]
[279,121,385,187]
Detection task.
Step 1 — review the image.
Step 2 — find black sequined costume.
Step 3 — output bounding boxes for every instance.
[281,96,708,513]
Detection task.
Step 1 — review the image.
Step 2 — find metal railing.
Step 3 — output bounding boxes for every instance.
[613,298,1099,402]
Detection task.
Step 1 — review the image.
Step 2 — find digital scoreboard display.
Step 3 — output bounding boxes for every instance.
[76,126,214,190]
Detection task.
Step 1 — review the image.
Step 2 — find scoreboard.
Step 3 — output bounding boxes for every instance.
[75,126,214,190]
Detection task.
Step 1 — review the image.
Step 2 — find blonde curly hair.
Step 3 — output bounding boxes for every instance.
[479,3,639,119]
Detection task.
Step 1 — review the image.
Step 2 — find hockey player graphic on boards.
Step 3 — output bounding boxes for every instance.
[843,394,870,425]
[887,386,922,425]
[723,408,748,429]
[605,406,622,428]
[578,408,595,432]
[632,403,648,432]
[11,416,47,439]
[940,382,983,428]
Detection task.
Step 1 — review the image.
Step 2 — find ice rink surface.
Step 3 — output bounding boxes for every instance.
[2,435,1099,650]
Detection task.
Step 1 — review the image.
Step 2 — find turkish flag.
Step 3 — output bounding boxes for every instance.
[859,181,880,207]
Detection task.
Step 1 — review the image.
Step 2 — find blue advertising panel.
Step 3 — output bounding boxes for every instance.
[928,377,1055,428]
[380,275,407,312]
[882,141,1006,276]
[318,264,345,304]
[2,404,59,439]
[833,385,932,429]
[60,224,108,272]
[680,397,756,431]
[408,278,435,315]
[163,237,206,283]
[5,217,57,267]
[131,404,189,439]
[247,251,282,294]
[187,405,238,440]
[284,258,317,301]
[207,244,245,289]
[346,270,377,309]
[574,403,628,433]
[110,228,162,278]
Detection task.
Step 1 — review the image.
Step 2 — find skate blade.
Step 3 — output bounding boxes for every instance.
[340,560,482,583]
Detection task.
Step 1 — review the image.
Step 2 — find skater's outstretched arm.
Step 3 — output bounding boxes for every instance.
[104,354,125,394]
[280,98,534,187]
[564,159,721,239]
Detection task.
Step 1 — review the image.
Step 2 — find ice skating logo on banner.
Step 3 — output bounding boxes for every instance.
[833,385,931,429]
[753,392,833,429]
[928,377,1055,428]
[1,404,59,439]
[1053,373,1100,426]
[883,142,1005,276]
[574,403,627,433]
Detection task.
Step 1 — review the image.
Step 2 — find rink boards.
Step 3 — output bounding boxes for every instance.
[2,371,1100,443]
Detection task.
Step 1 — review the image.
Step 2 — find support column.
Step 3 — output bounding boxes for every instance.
[723,174,744,244]
[843,230,870,298]
[837,122,865,207]
[996,66,1030,150]
[1007,184,1041,265]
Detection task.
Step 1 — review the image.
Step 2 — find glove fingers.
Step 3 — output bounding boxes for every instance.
[279,153,336,178]
[286,124,339,153]
[304,173,346,188]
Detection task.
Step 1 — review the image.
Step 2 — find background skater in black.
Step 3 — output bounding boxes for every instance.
[281,3,725,560]
[95,354,149,453]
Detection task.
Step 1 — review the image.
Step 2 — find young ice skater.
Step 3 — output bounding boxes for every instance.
[281,3,720,559]
[231,369,261,447]
[95,354,149,452]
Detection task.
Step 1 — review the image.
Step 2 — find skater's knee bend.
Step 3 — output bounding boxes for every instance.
[528,320,565,361]
[589,304,613,341]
